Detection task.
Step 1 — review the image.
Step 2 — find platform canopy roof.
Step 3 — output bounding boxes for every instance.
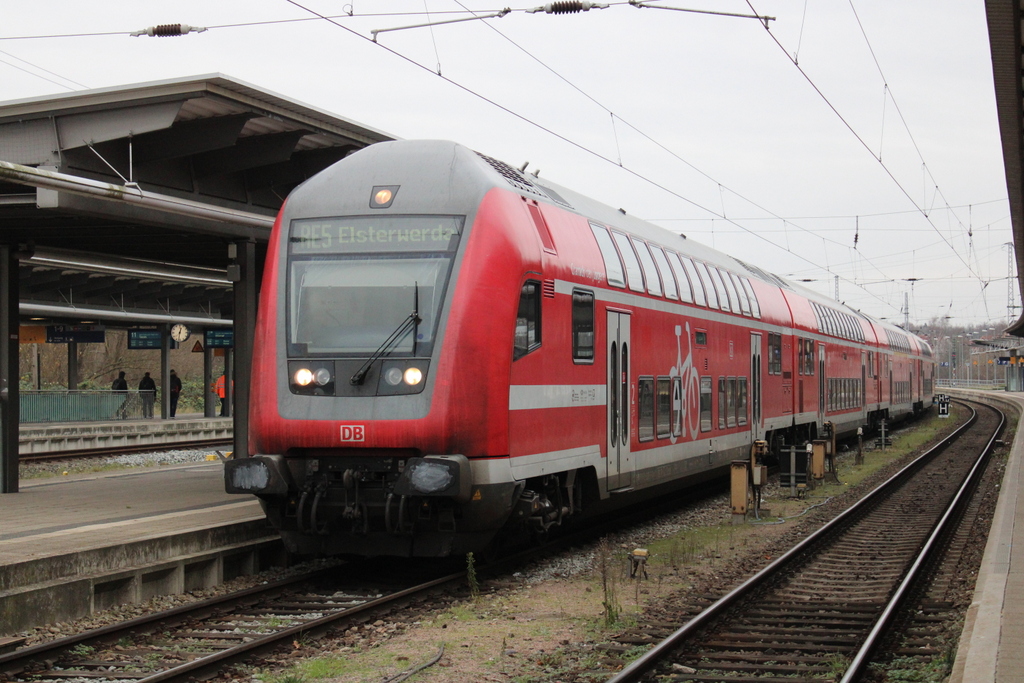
[986,3,1024,336]
[0,74,394,326]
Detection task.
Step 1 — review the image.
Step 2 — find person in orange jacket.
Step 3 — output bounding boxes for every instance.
[213,374,227,416]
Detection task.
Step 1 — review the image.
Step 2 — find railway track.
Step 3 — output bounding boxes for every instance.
[19,439,233,463]
[607,399,1003,683]
[0,563,462,683]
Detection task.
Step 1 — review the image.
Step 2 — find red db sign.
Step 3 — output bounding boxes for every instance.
[340,425,365,442]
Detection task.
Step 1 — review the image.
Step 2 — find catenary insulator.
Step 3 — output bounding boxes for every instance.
[546,1,590,12]
[131,24,208,37]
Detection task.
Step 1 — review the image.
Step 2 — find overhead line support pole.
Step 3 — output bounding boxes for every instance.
[231,240,257,460]
[1,244,20,493]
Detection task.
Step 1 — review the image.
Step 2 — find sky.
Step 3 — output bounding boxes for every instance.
[0,0,1013,333]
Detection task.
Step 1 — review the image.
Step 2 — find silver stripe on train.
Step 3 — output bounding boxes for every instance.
[509,384,607,411]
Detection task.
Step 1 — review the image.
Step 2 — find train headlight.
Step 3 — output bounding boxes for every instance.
[377,361,429,395]
[288,361,336,395]
[294,368,314,387]
[384,367,404,386]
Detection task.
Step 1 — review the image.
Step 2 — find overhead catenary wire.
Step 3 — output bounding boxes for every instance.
[0,2,1006,323]
[746,0,986,288]
[7,0,914,317]
[0,2,904,314]
[445,0,905,308]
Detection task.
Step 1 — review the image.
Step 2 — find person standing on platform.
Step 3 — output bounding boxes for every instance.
[169,369,182,418]
[213,374,227,416]
[112,370,128,419]
[139,372,157,418]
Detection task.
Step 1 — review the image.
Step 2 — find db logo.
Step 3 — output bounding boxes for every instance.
[340,425,365,442]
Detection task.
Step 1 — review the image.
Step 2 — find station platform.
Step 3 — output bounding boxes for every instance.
[0,460,277,635]
[949,389,1024,683]
[18,414,233,454]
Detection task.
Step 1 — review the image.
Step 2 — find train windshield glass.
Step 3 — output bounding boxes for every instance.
[286,215,463,356]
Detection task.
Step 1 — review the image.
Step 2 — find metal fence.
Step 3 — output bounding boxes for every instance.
[20,390,160,423]
[935,379,1006,391]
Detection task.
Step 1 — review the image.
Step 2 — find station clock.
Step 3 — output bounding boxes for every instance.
[170,323,191,342]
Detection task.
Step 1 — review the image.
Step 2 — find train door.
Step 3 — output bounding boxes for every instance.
[861,351,867,411]
[606,311,633,490]
[750,333,762,439]
[818,343,827,424]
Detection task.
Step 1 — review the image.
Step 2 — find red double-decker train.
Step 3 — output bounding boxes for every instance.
[225,140,934,557]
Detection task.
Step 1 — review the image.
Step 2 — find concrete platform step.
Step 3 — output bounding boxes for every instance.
[0,520,283,635]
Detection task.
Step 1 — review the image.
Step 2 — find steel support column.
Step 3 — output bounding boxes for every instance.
[1,245,20,493]
[67,340,78,390]
[204,344,216,417]
[231,240,256,459]
[160,326,170,419]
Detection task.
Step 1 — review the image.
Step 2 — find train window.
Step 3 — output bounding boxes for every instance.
[741,278,761,318]
[840,314,852,340]
[679,256,707,306]
[719,269,740,313]
[806,340,815,375]
[726,377,737,428]
[700,377,713,432]
[695,330,708,346]
[287,215,464,358]
[671,376,682,436]
[708,267,732,312]
[737,377,748,425]
[650,246,678,300]
[657,377,672,438]
[797,337,804,376]
[666,252,693,303]
[638,377,655,442]
[730,273,752,316]
[590,224,625,288]
[612,231,646,293]
[695,261,720,309]
[572,290,595,363]
[513,280,542,360]
[718,377,727,430]
[631,238,663,296]
[768,333,783,375]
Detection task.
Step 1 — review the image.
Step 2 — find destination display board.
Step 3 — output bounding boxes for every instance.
[46,325,105,344]
[128,329,163,349]
[205,329,234,348]
[289,216,462,254]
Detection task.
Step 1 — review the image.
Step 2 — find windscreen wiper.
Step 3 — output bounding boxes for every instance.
[350,283,421,386]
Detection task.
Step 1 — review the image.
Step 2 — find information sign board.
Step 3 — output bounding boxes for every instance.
[205,329,234,348]
[128,329,163,349]
[46,325,105,344]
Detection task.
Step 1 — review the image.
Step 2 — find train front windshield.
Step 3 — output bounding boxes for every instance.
[287,216,463,356]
